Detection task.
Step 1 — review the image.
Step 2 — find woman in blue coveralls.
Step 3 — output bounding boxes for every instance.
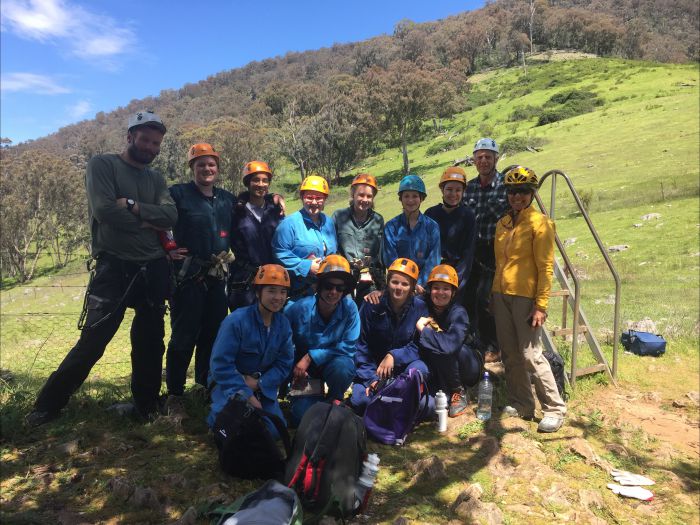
[285,254,360,425]
[383,174,441,295]
[228,161,284,310]
[424,167,476,305]
[351,258,431,415]
[208,264,294,437]
[272,175,337,304]
[416,264,482,419]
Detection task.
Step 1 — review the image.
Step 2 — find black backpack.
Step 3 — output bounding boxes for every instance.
[542,348,568,401]
[284,401,367,521]
[212,396,291,480]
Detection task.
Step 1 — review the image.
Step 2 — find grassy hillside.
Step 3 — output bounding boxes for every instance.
[2,58,698,525]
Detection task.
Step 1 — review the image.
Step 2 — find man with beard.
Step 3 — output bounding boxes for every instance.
[26,110,177,426]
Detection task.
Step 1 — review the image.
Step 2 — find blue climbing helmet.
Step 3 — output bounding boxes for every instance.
[398,174,426,197]
[473,137,499,155]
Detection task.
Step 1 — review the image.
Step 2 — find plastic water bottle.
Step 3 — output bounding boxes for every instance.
[476,372,493,421]
[435,390,448,432]
[354,453,380,513]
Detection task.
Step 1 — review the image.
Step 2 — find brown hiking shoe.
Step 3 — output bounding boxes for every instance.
[448,389,469,418]
[484,351,501,363]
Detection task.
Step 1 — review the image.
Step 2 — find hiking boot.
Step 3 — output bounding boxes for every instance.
[448,388,469,418]
[25,410,59,428]
[484,351,501,363]
[165,394,187,418]
[501,405,534,421]
[537,415,564,433]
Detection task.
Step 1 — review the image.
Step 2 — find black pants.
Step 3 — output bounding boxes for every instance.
[166,276,228,395]
[464,242,499,352]
[423,344,482,393]
[34,255,170,417]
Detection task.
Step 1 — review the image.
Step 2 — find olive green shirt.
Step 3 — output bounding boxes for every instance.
[86,153,177,261]
[332,206,385,286]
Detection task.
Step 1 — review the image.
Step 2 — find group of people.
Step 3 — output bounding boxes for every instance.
[27,109,566,435]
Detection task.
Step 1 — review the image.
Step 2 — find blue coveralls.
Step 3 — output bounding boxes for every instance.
[166,182,234,395]
[424,203,477,304]
[418,302,482,394]
[228,191,284,310]
[382,212,441,288]
[208,304,294,437]
[271,209,338,302]
[285,295,360,424]
[351,295,431,414]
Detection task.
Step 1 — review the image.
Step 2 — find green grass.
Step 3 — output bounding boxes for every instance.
[1,57,699,524]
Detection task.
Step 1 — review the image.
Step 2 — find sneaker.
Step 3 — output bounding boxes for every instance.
[25,410,59,428]
[501,405,534,421]
[106,402,136,417]
[448,389,469,418]
[537,415,564,433]
[165,394,187,418]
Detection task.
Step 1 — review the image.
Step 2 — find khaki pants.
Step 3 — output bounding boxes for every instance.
[492,293,566,418]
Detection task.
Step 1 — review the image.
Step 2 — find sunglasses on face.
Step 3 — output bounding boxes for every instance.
[320,282,346,293]
[506,187,533,195]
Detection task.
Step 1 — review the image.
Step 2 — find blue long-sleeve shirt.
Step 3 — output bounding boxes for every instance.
[418,302,470,357]
[285,295,360,366]
[207,305,294,426]
[382,212,441,287]
[272,209,338,296]
[424,203,476,301]
[354,295,429,386]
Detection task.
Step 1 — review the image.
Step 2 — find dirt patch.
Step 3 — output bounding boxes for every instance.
[589,389,699,459]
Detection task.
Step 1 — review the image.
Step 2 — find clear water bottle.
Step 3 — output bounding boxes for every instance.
[435,390,448,432]
[354,453,380,513]
[476,372,493,421]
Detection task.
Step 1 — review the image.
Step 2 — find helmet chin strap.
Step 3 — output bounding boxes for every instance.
[442,200,459,209]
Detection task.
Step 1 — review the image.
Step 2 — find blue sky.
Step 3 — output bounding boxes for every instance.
[1,0,483,144]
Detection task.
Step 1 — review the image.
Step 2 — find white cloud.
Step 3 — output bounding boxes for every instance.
[67,99,91,119]
[1,72,71,94]
[2,0,135,62]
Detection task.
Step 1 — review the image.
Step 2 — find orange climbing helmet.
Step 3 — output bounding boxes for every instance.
[242,161,273,186]
[253,264,290,288]
[187,143,220,167]
[427,264,459,289]
[351,173,379,193]
[317,254,356,291]
[439,166,467,188]
[387,258,420,282]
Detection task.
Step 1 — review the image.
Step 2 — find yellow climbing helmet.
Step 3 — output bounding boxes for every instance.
[387,258,420,282]
[300,175,330,196]
[504,165,538,189]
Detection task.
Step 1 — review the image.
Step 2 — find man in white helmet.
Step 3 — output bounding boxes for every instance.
[27,110,177,426]
[462,138,508,362]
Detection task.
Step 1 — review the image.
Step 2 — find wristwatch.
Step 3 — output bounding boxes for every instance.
[126,198,135,211]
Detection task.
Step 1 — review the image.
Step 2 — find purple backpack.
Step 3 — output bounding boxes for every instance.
[363,368,431,445]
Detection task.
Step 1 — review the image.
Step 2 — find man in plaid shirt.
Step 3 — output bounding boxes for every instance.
[463,138,508,362]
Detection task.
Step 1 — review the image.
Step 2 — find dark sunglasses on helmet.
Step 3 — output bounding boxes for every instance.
[320,281,346,293]
[506,186,533,195]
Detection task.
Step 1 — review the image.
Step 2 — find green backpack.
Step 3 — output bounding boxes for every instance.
[209,480,303,525]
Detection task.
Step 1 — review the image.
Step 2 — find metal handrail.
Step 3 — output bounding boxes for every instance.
[537,169,622,379]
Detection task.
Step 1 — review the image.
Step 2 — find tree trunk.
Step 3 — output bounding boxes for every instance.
[401,126,410,174]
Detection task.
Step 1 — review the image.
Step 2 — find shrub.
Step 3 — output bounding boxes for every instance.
[500,136,549,154]
[425,135,470,156]
[509,104,541,121]
[536,89,602,126]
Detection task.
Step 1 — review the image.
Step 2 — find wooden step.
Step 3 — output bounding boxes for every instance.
[550,289,571,297]
[551,326,589,337]
[573,363,607,377]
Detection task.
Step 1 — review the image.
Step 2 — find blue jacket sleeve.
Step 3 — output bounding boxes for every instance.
[259,319,295,401]
[308,299,360,366]
[382,219,398,267]
[209,314,253,401]
[418,220,442,287]
[272,218,312,279]
[389,340,421,369]
[419,305,469,357]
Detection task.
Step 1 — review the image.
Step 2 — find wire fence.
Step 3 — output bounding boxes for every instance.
[1,269,172,386]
